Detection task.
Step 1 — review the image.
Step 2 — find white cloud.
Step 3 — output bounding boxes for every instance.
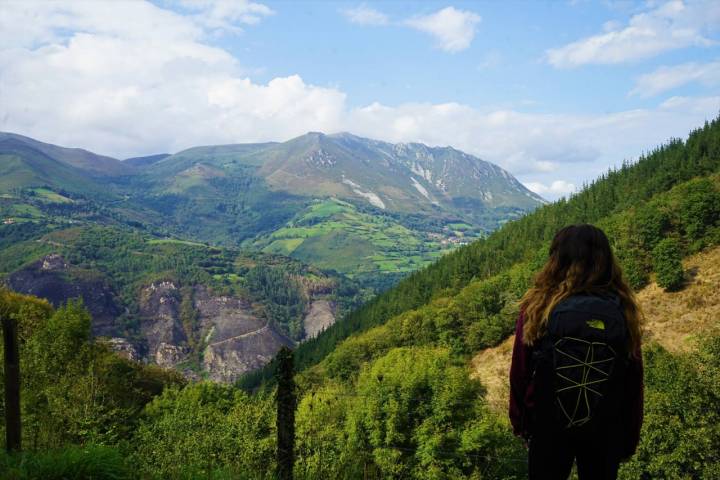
[0,0,341,157]
[405,7,481,53]
[178,0,274,34]
[0,0,718,204]
[341,4,389,26]
[547,0,720,68]
[630,59,720,97]
[524,180,577,197]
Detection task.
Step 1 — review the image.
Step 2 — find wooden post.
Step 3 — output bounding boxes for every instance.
[275,347,295,480]
[2,313,21,452]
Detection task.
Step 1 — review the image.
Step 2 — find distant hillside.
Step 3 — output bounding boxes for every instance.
[2,225,368,382]
[146,132,542,214]
[1,131,541,289]
[240,115,720,388]
[0,132,133,176]
[0,139,114,197]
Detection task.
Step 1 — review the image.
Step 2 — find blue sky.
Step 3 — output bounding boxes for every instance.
[217,1,696,112]
[1,0,719,199]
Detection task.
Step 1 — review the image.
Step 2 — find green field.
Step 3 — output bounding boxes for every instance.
[257,198,449,280]
[31,187,74,203]
[147,238,208,247]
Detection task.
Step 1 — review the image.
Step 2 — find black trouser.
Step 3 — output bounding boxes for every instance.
[528,425,621,480]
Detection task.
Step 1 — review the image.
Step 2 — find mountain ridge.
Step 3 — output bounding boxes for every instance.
[1,130,543,286]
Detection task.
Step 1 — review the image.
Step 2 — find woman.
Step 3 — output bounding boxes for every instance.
[509,224,644,480]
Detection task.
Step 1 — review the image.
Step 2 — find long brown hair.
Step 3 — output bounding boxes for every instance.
[520,224,642,354]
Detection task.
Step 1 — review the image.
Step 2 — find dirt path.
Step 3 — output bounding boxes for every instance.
[207,324,271,347]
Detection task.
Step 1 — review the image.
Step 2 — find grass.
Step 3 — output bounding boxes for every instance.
[148,238,207,247]
[257,198,453,278]
[31,187,73,204]
[0,202,44,220]
[0,444,130,480]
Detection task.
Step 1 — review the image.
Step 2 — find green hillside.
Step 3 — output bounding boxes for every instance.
[2,117,719,479]
[246,116,720,382]
[1,130,541,292]
[0,140,113,197]
[254,198,453,286]
[0,132,133,177]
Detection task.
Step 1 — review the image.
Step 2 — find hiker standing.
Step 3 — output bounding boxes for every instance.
[509,224,644,480]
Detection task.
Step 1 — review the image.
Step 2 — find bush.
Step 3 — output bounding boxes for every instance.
[619,334,720,479]
[652,238,684,291]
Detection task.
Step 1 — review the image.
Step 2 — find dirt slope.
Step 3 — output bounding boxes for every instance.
[470,245,720,413]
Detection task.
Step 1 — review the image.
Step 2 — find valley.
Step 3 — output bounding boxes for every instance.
[0,130,541,381]
[1,116,719,479]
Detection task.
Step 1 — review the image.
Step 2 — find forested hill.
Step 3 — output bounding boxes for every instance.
[241,116,720,388]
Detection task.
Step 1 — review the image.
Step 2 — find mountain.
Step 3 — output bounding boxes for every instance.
[0,138,113,196]
[241,116,720,388]
[0,132,133,176]
[3,118,719,479]
[130,132,543,283]
[1,131,542,288]
[123,153,171,168]
[145,131,543,216]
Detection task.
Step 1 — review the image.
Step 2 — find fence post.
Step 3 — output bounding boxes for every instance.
[2,312,21,452]
[275,347,295,480]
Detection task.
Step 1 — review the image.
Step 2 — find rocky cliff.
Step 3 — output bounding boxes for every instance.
[8,254,337,383]
[8,254,123,337]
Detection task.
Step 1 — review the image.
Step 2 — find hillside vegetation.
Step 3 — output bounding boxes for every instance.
[244,116,720,388]
[1,117,719,478]
[1,131,541,291]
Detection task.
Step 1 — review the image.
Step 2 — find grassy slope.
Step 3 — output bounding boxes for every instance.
[255,198,446,279]
[471,245,720,412]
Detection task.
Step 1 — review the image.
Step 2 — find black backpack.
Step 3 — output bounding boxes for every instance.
[532,294,628,430]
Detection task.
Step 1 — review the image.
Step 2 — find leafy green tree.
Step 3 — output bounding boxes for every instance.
[652,238,684,291]
[620,333,720,479]
[344,347,524,479]
[677,178,720,245]
[131,383,276,479]
[635,202,671,251]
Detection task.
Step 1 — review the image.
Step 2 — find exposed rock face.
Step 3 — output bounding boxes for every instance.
[8,254,123,337]
[194,287,265,342]
[133,284,292,382]
[155,342,190,368]
[139,281,188,366]
[105,337,139,361]
[194,286,292,383]
[203,325,293,383]
[41,253,68,271]
[303,300,336,339]
[10,259,296,383]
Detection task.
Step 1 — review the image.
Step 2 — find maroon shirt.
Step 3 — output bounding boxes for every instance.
[508,311,644,458]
